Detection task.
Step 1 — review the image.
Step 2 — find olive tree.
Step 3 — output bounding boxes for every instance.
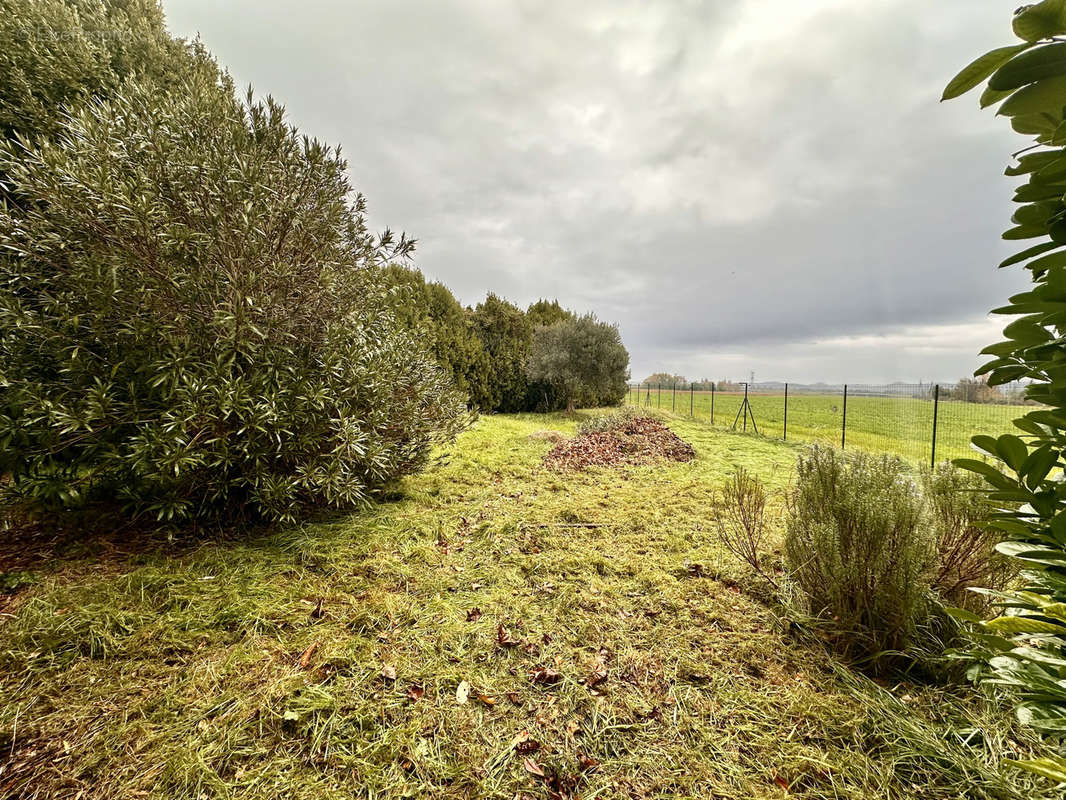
[527,314,629,413]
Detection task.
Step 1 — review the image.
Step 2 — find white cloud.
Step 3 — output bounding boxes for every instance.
[163,0,1029,382]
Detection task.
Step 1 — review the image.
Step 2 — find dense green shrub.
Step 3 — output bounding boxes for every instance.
[785,447,934,664]
[470,294,534,413]
[922,464,1017,614]
[0,0,180,148]
[0,63,467,523]
[380,265,491,407]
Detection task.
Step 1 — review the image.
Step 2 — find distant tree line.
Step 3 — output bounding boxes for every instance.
[381,266,628,413]
[639,374,741,392]
[943,377,1027,405]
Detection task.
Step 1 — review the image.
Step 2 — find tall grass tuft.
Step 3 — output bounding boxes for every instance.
[712,467,778,590]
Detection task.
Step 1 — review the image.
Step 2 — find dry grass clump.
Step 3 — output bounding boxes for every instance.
[922,463,1017,613]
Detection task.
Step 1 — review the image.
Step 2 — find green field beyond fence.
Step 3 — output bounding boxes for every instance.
[627,382,1028,465]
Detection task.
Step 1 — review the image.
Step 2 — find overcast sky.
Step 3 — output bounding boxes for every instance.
[164,0,1030,384]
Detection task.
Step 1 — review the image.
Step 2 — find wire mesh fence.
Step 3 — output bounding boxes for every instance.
[625,380,1029,465]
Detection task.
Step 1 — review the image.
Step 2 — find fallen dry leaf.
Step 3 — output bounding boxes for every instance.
[773,775,790,791]
[515,739,540,755]
[530,666,562,685]
[478,693,496,706]
[456,680,471,705]
[466,607,483,622]
[523,757,545,778]
[587,658,608,689]
[381,663,397,681]
[406,684,425,702]
[506,691,522,705]
[297,641,319,669]
[310,598,324,620]
[497,624,521,648]
[577,751,600,771]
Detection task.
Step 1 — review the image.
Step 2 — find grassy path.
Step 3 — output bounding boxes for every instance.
[0,413,1056,799]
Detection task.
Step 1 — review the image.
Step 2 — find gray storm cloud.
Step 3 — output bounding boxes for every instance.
[163,0,1030,382]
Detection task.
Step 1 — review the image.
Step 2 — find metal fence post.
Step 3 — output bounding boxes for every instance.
[711,384,715,425]
[644,383,650,407]
[783,382,788,442]
[672,381,676,411]
[841,384,848,450]
[690,384,694,416]
[931,383,940,468]
[657,383,661,408]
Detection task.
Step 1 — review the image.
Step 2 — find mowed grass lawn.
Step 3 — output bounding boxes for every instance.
[0,413,1057,799]
[631,389,1025,464]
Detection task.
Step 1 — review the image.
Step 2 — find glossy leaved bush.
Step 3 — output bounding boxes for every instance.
[0,53,468,523]
[944,0,1066,783]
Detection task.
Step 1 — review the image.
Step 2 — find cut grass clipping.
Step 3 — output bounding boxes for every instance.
[0,411,1060,799]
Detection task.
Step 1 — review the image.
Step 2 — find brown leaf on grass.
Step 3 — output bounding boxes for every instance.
[773,775,790,791]
[497,624,522,648]
[477,693,496,706]
[515,739,540,755]
[577,751,600,771]
[542,632,553,645]
[406,684,425,702]
[297,641,319,669]
[310,598,324,620]
[506,691,522,705]
[381,663,397,681]
[529,666,562,685]
[586,652,608,688]
[523,757,545,778]
[466,607,482,622]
